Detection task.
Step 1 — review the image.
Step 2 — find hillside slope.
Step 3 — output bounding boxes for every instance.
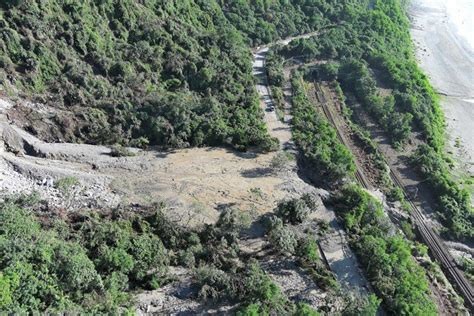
[0,0,340,151]
[1,0,272,149]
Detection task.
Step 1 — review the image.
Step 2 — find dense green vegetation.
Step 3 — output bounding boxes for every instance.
[217,0,340,46]
[460,257,474,284]
[338,60,413,146]
[266,51,285,88]
[265,50,286,120]
[0,195,311,313]
[412,145,473,239]
[0,194,383,314]
[0,0,352,151]
[334,185,437,315]
[277,0,444,150]
[291,73,355,186]
[0,0,366,151]
[274,0,472,239]
[0,0,280,150]
[316,75,412,209]
[289,74,436,313]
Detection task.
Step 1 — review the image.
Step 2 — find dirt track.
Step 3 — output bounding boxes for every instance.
[253,47,293,149]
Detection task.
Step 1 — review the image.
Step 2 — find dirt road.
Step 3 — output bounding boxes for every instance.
[252,35,370,295]
[253,47,293,149]
[252,32,320,150]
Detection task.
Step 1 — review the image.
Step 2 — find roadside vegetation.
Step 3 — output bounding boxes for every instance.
[265,51,286,120]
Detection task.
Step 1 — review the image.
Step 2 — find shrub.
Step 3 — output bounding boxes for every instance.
[275,194,317,225]
[129,234,168,284]
[129,137,149,149]
[237,303,262,316]
[276,199,310,225]
[400,220,415,240]
[270,151,292,171]
[294,303,321,316]
[338,60,413,146]
[243,263,287,313]
[1,0,24,8]
[412,145,473,239]
[268,225,297,255]
[195,265,233,301]
[341,293,380,316]
[53,243,103,294]
[109,144,136,157]
[266,52,285,87]
[335,185,437,315]
[296,237,319,263]
[291,74,356,185]
[388,186,404,202]
[54,176,79,191]
[262,215,284,233]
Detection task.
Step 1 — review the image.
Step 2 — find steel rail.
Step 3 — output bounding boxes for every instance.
[314,81,474,310]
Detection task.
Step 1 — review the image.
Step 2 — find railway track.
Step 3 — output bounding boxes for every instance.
[314,82,474,310]
[314,83,371,189]
[389,170,474,310]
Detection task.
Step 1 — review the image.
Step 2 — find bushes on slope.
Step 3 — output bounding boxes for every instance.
[291,74,355,186]
[217,0,342,46]
[338,60,413,146]
[335,185,437,315]
[412,145,473,239]
[0,0,275,150]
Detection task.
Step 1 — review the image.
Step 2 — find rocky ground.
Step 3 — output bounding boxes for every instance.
[1,98,312,224]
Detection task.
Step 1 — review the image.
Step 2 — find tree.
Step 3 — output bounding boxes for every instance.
[1,0,24,8]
